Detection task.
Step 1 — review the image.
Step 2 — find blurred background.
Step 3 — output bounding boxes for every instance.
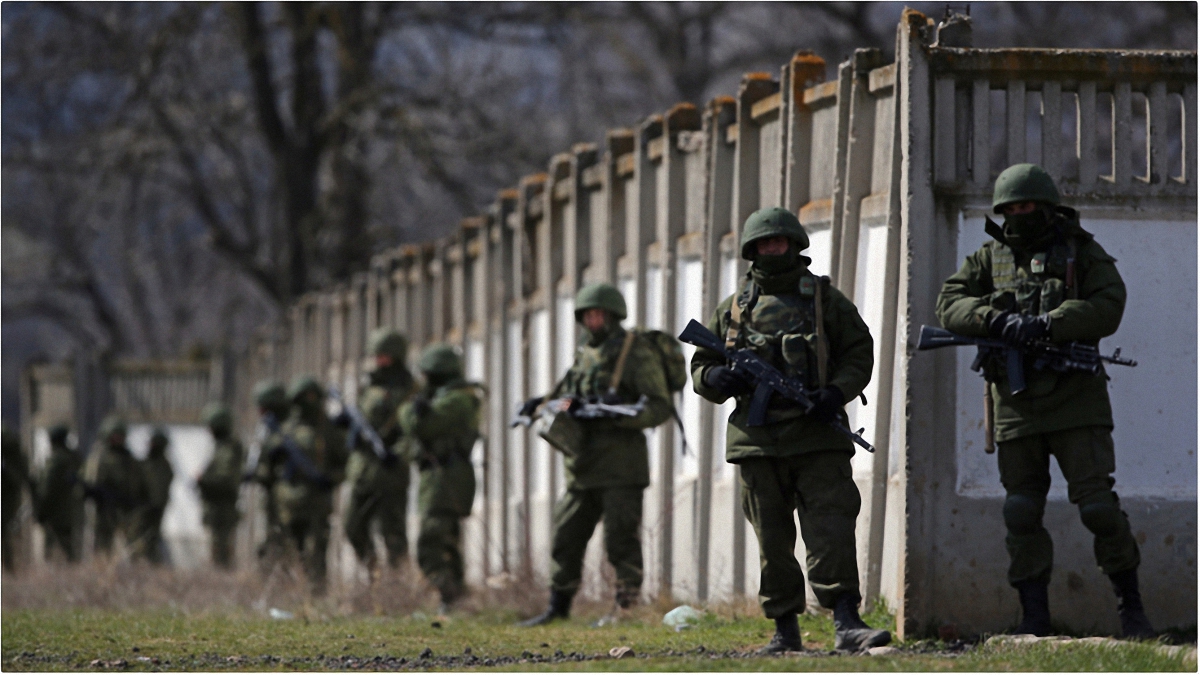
[3,1,1196,425]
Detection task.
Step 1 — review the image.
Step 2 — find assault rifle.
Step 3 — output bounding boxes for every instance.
[260,412,333,490]
[510,395,647,428]
[678,319,875,453]
[916,325,1137,395]
[327,385,395,464]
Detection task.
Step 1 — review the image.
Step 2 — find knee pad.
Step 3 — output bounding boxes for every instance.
[1003,493,1044,536]
[1078,496,1122,538]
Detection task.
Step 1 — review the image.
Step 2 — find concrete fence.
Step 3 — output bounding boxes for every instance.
[230,10,1194,636]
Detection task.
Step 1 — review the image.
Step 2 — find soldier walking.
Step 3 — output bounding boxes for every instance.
[520,283,673,626]
[345,329,416,575]
[250,381,290,571]
[138,428,174,564]
[82,415,148,560]
[935,164,1153,639]
[399,344,482,610]
[256,376,347,594]
[197,403,244,569]
[2,423,28,572]
[690,208,890,653]
[35,424,84,563]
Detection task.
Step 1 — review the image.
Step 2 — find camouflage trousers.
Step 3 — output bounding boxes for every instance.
[94,504,145,560]
[739,451,862,618]
[417,513,463,602]
[42,512,82,562]
[204,500,239,569]
[278,492,333,594]
[344,462,409,568]
[549,486,644,601]
[998,425,1140,586]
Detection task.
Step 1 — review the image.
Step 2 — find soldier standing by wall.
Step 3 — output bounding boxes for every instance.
[197,403,244,569]
[399,344,482,611]
[138,428,174,565]
[1,422,28,572]
[690,208,889,653]
[345,329,416,576]
[251,381,290,571]
[519,283,673,626]
[935,164,1153,639]
[259,377,347,595]
[35,424,84,563]
[82,415,148,560]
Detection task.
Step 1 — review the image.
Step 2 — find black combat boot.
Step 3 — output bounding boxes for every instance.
[1012,581,1052,636]
[758,613,803,654]
[833,594,892,651]
[518,590,573,627]
[1109,569,1155,639]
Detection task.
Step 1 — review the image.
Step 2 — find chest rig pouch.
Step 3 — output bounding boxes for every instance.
[988,239,1079,395]
[726,274,829,423]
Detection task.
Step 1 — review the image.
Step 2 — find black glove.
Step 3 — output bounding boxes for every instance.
[331,411,352,429]
[411,397,432,418]
[517,396,544,418]
[703,365,753,397]
[600,390,621,405]
[808,386,845,423]
[993,312,1050,346]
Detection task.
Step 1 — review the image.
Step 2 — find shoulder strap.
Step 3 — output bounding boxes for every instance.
[725,279,759,350]
[1065,238,1079,300]
[814,276,829,389]
[607,330,637,395]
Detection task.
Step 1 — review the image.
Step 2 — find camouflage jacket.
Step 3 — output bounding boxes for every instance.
[82,442,146,512]
[935,208,1125,441]
[198,436,245,503]
[399,379,481,516]
[550,325,673,489]
[142,453,174,512]
[36,442,83,523]
[691,264,874,461]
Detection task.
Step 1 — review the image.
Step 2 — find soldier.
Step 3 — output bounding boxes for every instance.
[258,376,347,594]
[35,424,84,562]
[197,403,244,569]
[138,428,174,564]
[690,208,889,653]
[935,164,1153,639]
[399,344,482,610]
[1,422,28,571]
[519,283,673,626]
[251,381,290,571]
[82,415,147,559]
[345,329,416,575]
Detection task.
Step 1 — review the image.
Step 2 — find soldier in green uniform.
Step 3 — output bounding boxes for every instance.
[935,164,1153,639]
[399,344,481,609]
[251,381,290,571]
[35,424,84,562]
[82,415,148,559]
[197,403,244,569]
[690,208,889,653]
[520,283,673,626]
[258,376,347,594]
[2,423,28,571]
[139,428,175,564]
[345,329,416,575]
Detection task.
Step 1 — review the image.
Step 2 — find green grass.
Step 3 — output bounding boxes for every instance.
[3,607,1193,672]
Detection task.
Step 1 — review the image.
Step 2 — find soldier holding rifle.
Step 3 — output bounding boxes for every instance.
[688,207,889,653]
[934,163,1153,639]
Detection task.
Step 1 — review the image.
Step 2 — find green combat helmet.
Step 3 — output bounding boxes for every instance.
[99,414,127,441]
[740,207,809,260]
[993,163,1060,213]
[573,283,627,322]
[417,344,463,377]
[202,402,233,436]
[253,381,289,418]
[287,375,324,403]
[149,427,170,451]
[369,328,408,360]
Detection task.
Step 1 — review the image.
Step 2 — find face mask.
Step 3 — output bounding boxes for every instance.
[585,321,612,346]
[1003,209,1050,248]
[753,249,797,275]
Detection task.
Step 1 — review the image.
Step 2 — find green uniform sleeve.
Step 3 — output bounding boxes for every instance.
[611,338,673,431]
[936,246,998,337]
[1046,240,1125,342]
[401,390,478,445]
[690,295,735,403]
[823,284,874,400]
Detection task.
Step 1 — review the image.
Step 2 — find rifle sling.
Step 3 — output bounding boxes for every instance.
[608,330,637,394]
[814,278,829,389]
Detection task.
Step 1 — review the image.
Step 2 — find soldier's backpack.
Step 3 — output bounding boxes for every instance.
[635,329,688,393]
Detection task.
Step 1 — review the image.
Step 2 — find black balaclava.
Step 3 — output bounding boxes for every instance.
[1002,205,1055,250]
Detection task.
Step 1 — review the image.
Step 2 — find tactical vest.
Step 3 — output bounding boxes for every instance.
[726,274,829,422]
[988,238,1078,316]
